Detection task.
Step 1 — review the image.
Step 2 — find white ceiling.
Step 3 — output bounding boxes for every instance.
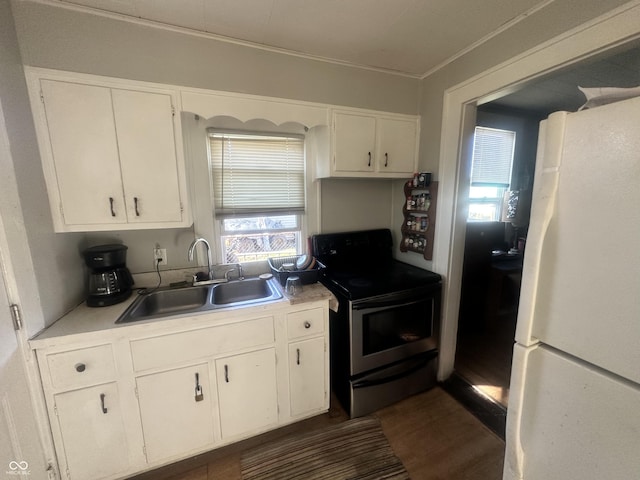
[52,0,546,77]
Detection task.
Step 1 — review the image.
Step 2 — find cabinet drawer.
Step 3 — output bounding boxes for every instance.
[47,344,116,390]
[130,316,275,372]
[287,308,324,340]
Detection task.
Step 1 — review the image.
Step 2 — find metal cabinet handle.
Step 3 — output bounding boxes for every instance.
[296,348,301,365]
[304,321,311,329]
[367,152,371,167]
[75,363,86,373]
[134,197,140,216]
[100,393,107,414]
[194,372,204,401]
[224,364,229,383]
[109,197,116,217]
[385,153,388,167]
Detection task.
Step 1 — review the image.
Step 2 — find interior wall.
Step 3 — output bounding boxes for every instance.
[11,1,420,114]
[0,0,85,334]
[11,0,419,274]
[320,179,394,233]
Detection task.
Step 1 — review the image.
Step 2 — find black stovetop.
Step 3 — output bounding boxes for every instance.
[312,229,441,300]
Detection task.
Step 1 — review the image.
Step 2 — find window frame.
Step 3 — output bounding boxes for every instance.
[217,213,303,263]
[467,126,516,222]
[206,129,309,264]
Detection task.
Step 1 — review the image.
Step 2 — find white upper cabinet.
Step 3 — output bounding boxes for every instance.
[332,112,377,173]
[318,109,419,178]
[27,69,191,232]
[111,89,184,224]
[376,117,418,174]
[40,80,126,227]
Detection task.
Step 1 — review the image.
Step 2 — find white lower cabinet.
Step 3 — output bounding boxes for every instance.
[136,363,215,463]
[33,300,329,480]
[289,337,326,416]
[216,348,278,439]
[54,383,130,480]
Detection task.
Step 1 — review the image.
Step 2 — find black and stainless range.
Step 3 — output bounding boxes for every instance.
[312,229,441,418]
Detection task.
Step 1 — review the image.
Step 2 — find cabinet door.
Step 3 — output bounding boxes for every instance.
[333,112,376,172]
[54,383,129,480]
[136,364,214,463]
[216,349,278,439]
[376,117,417,174]
[112,89,183,224]
[40,80,127,226]
[289,337,327,417]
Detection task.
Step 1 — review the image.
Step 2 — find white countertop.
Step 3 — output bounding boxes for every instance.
[30,280,336,348]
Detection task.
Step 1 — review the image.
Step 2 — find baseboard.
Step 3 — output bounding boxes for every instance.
[440,373,506,440]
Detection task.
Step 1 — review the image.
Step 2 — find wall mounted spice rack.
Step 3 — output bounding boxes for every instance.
[400,176,438,260]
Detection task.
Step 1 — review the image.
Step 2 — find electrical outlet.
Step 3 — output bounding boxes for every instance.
[153,248,167,267]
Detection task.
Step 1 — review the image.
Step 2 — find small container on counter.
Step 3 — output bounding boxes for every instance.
[285,276,303,296]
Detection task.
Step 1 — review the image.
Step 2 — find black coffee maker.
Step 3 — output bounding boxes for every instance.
[84,244,134,307]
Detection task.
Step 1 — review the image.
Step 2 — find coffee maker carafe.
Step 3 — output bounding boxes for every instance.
[84,244,134,307]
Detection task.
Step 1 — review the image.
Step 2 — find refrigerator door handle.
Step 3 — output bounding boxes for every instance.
[514,113,565,346]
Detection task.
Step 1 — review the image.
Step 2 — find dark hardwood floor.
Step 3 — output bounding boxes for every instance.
[454,308,517,407]
[455,265,520,408]
[129,387,505,480]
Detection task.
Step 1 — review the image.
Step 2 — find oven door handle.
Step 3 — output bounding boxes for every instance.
[351,351,437,389]
[352,297,426,311]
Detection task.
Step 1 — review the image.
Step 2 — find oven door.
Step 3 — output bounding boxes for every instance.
[350,285,440,376]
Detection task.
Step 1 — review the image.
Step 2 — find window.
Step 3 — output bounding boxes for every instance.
[208,131,305,263]
[468,126,516,221]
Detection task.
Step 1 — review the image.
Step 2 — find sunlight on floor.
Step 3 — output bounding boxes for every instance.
[473,384,510,406]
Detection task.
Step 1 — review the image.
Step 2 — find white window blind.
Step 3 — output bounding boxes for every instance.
[209,132,305,217]
[470,126,516,186]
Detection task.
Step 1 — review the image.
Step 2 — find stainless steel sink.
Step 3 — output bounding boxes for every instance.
[116,277,282,323]
[212,277,275,305]
[118,286,209,322]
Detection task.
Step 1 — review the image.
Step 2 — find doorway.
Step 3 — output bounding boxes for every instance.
[454,105,543,408]
[445,39,640,432]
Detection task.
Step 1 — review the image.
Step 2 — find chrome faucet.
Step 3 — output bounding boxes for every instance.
[223,264,245,281]
[187,238,213,280]
[223,268,235,281]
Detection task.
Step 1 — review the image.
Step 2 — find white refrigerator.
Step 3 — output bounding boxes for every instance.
[503,95,640,479]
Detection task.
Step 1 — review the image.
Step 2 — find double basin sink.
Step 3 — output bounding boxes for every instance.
[116,277,283,323]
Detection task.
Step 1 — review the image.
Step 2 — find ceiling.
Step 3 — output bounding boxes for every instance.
[486,42,640,116]
[43,0,640,114]
[50,0,546,77]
